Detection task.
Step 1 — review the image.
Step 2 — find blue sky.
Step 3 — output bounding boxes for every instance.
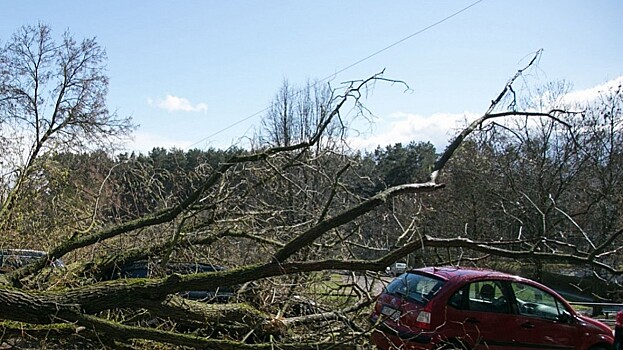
[1,1,621,153]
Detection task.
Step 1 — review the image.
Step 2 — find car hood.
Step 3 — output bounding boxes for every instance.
[577,314,614,339]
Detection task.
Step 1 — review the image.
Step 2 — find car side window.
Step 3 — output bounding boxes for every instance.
[448,280,510,313]
[468,280,510,313]
[510,282,568,321]
[448,285,468,309]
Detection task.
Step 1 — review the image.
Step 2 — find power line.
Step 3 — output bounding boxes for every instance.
[318,0,484,83]
[190,0,484,148]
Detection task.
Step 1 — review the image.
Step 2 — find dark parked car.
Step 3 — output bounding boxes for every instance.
[0,249,64,273]
[107,260,234,302]
[370,266,614,350]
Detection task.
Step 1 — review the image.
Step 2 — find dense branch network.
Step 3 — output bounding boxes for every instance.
[1,38,621,349]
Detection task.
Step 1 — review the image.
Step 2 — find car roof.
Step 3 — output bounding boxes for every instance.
[413,266,521,282]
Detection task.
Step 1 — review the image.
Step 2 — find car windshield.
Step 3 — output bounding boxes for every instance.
[385,272,445,304]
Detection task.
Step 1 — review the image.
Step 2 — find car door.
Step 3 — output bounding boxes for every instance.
[445,279,517,350]
[507,281,577,350]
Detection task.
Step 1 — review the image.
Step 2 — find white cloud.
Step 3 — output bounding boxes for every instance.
[352,77,623,153]
[147,95,208,113]
[561,76,623,106]
[349,111,478,151]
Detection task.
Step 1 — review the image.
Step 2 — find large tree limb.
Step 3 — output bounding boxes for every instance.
[74,313,359,350]
[3,235,621,324]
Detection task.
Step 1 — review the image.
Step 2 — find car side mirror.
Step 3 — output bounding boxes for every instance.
[556,311,572,324]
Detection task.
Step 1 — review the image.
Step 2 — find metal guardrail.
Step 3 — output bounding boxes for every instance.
[568,301,623,326]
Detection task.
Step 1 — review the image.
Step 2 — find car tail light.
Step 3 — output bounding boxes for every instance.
[414,309,432,330]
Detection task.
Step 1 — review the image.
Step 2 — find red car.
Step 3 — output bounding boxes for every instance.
[370,266,613,350]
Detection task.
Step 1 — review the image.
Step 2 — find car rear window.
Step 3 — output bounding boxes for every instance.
[385,272,446,304]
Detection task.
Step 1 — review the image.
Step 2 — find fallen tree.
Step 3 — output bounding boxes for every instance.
[1,30,622,349]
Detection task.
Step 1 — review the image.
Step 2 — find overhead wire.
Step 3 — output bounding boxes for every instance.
[189,0,484,148]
